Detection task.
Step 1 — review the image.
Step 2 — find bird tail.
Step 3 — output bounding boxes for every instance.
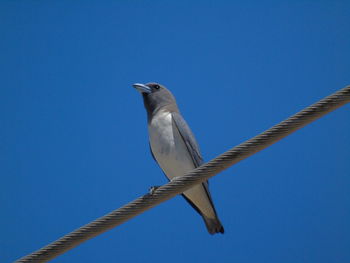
[202,215,224,235]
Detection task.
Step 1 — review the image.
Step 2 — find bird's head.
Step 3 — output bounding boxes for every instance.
[133,82,178,116]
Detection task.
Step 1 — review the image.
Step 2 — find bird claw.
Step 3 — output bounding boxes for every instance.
[148,186,160,195]
[171,176,182,182]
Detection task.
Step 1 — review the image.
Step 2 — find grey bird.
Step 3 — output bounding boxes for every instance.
[133,82,224,234]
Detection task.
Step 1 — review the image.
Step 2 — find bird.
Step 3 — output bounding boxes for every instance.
[133,82,224,234]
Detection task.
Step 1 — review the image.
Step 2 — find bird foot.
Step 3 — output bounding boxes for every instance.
[148,186,160,195]
[170,176,182,182]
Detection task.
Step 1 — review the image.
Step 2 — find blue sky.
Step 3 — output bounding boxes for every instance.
[1,1,349,262]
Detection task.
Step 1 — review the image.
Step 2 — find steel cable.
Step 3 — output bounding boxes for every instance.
[15,85,350,262]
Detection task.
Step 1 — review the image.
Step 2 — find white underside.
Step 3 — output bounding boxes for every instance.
[148,110,215,218]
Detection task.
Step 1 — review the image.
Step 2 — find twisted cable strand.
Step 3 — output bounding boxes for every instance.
[15,86,350,263]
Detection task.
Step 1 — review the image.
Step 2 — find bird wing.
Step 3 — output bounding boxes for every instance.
[171,112,218,215]
[171,112,203,167]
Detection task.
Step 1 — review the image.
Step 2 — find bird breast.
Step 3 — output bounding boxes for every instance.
[149,110,175,154]
[148,110,195,179]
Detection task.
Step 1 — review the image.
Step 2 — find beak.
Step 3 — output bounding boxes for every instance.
[133,83,152,94]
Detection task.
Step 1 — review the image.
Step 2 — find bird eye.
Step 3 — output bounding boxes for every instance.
[154,85,160,90]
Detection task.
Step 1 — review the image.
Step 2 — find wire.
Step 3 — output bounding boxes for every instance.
[15,86,350,263]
